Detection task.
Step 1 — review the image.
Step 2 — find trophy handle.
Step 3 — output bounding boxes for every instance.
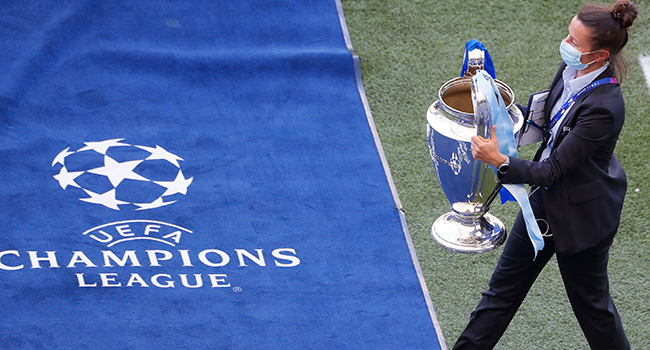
[468,74,495,208]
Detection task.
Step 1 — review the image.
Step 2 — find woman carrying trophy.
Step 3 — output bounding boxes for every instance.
[454,1,638,349]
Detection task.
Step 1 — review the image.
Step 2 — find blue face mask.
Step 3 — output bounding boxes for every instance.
[559,39,600,70]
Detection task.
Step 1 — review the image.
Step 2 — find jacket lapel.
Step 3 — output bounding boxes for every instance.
[553,67,617,147]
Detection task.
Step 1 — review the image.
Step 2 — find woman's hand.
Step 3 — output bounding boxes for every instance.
[471,125,507,168]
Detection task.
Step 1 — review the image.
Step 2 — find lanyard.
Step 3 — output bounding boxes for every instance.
[546,77,618,135]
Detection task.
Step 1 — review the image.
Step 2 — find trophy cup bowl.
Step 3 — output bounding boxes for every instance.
[427,75,523,253]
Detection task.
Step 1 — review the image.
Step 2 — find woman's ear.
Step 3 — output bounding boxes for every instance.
[598,49,611,63]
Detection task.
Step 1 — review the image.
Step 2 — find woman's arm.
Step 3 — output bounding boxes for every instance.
[471,103,618,187]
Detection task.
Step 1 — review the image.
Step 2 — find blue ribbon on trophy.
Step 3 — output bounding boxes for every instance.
[474,70,545,258]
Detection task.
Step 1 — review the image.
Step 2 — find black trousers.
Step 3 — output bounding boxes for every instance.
[453,188,629,350]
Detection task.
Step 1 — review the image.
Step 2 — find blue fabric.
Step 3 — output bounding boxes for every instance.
[499,185,518,203]
[0,1,441,349]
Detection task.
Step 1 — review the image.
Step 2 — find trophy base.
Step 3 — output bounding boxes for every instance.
[431,212,506,253]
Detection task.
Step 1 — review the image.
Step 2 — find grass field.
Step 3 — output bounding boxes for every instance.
[342,1,650,349]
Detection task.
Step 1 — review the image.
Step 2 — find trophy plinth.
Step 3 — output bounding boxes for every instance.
[431,203,506,253]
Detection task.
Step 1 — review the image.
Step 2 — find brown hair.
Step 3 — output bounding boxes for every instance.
[577,0,638,81]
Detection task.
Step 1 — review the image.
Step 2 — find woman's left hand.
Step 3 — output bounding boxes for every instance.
[471,125,506,167]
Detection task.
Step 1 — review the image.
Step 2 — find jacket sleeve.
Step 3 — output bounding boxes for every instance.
[500,103,617,187]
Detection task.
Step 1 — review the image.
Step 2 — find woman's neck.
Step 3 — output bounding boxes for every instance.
[576,62,605,78]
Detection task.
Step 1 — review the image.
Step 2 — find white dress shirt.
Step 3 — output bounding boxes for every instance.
[539,64,609,161]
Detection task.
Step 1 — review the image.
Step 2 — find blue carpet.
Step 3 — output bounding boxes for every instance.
[0,1,443,349]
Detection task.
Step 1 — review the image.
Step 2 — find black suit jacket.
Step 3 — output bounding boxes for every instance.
[502,63,627,253]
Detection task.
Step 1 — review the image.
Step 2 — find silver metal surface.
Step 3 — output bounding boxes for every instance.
[431,212,506,253]
[463,48,485,77]
[426,74,523,253]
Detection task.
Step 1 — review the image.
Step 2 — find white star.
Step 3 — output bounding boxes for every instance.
[134,197,177,210]
[78,139,130,155]
[87,155,149,187]
[52,147,75,166]
[79,188,129,210]
[154,170,193,196]
[136,145,184,167]
[53,166,84,189]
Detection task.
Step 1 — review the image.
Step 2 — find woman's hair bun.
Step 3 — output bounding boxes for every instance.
[612,0,638,28]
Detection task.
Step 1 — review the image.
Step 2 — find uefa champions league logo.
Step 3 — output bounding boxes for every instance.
[0,138,304,291]
[52,139,193,210]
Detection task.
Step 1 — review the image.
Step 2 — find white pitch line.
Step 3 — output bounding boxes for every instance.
[640,55,650,93]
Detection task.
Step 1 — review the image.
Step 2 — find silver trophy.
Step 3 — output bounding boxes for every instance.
[426,48,524,253]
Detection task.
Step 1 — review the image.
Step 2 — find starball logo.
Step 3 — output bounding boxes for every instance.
[0,139,300,290]
[51,138,193,210]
